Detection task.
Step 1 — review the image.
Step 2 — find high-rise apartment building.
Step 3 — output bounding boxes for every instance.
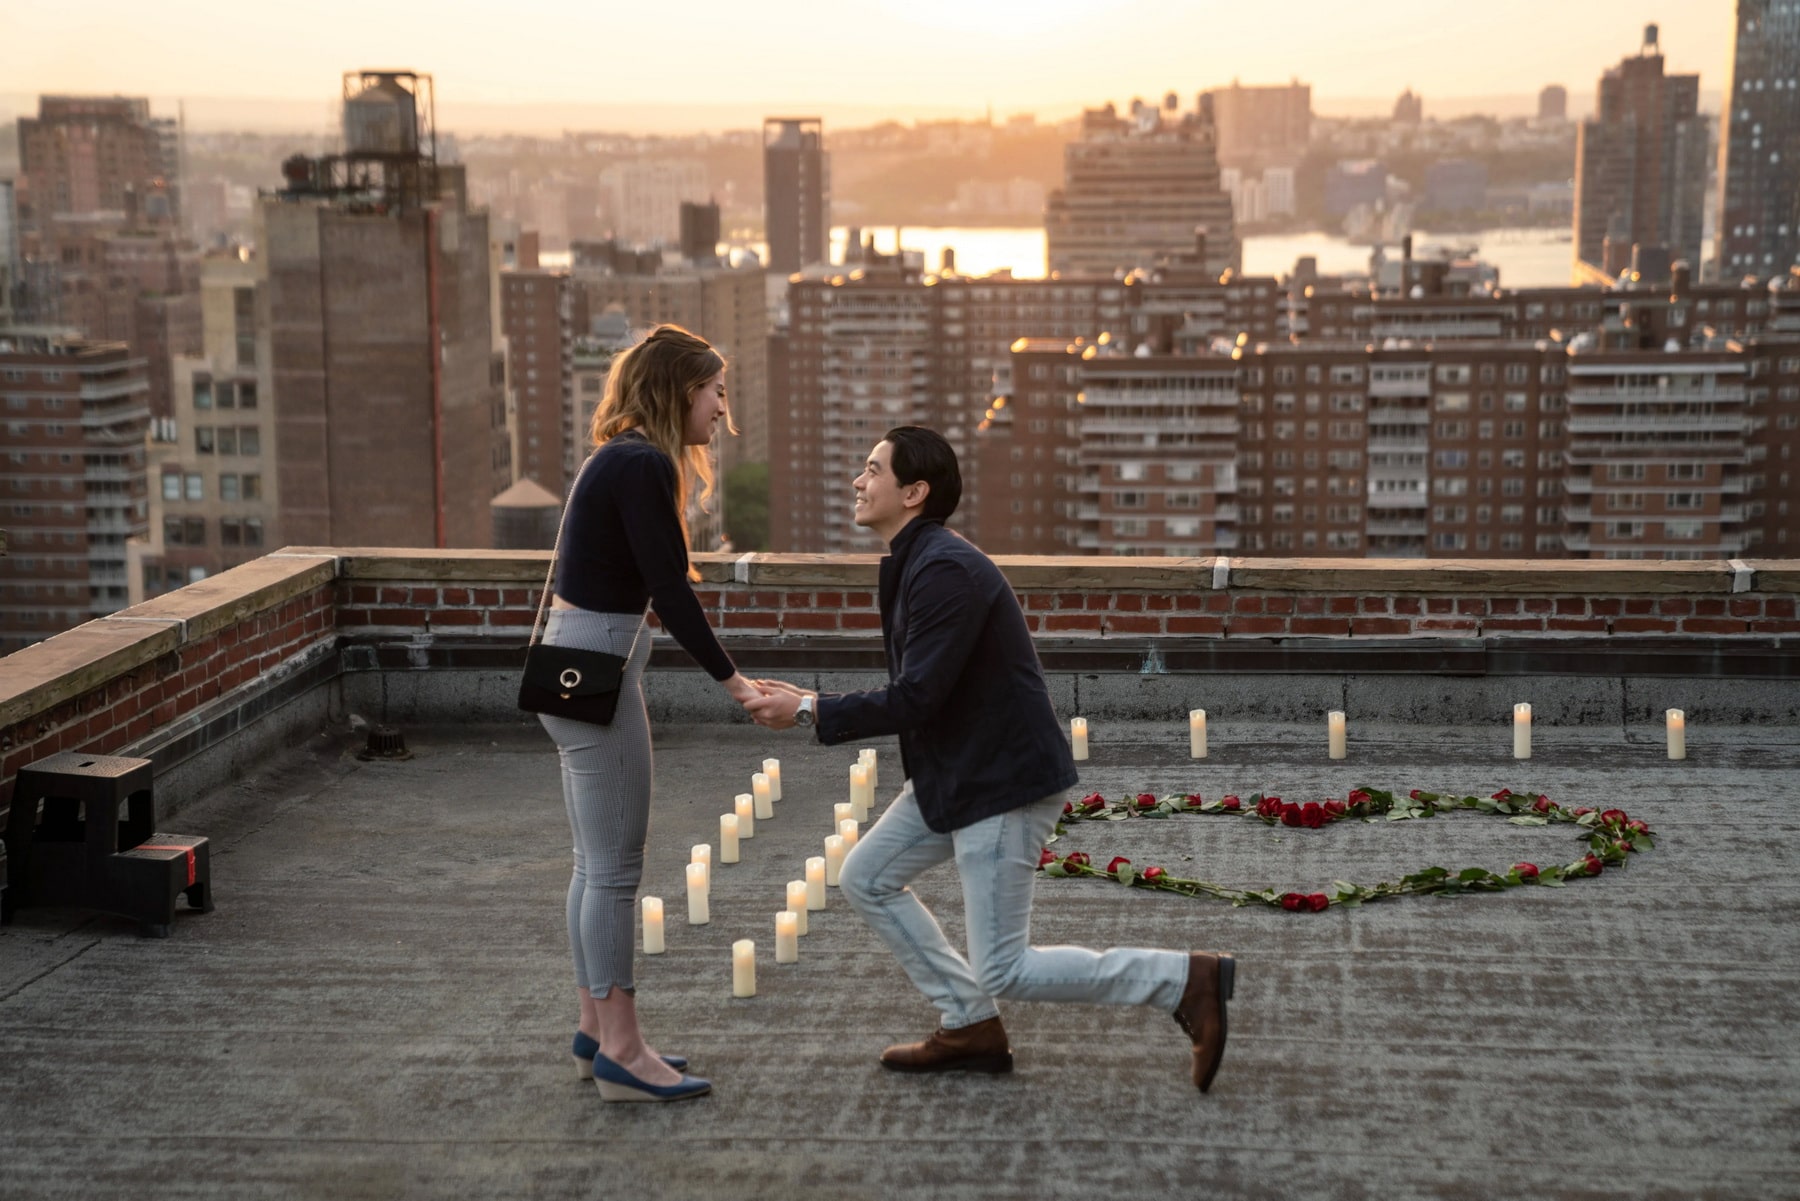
[1205,81,1312,169]
[1716,0,1800,280]
[262,71,509,549]
[0,180,19,325]
[500,268,588,494]
[132,255,279,598]
[16,96,181,234]
[1393,89,1424,124]
[1539,85,1569,121]
[0,330,149,652]
[1573,25,1708,282]
[1045,98,1238,280]
[763,119,829,274]
[597,159,708,246]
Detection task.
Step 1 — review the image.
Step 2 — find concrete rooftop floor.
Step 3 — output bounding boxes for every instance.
[1,714,1797,1201]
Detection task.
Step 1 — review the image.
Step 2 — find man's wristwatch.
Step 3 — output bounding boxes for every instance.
[795,694,816,728]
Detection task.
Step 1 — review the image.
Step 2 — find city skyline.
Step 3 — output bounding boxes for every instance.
[0,1,1737,134]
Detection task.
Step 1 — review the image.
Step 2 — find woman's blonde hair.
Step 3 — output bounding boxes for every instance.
[589,324,733,573]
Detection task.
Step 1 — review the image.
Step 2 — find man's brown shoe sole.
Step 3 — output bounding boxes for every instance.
[879,1051,1014,1074]
[1193,953,1235,1093]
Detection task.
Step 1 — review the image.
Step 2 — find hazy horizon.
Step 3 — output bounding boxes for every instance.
[0,0,1735,137]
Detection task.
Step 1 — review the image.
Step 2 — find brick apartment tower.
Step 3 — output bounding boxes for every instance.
[763,119,829,274]
[1716,0,1800,280]
[500,267,588,496]
[1046,96,1238,280]
[1572,25,1708,281]
[16,96,180,232]
[262,72,509,549]
[0,332,150,652]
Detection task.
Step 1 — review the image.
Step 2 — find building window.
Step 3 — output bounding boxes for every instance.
[195,427,215,454]
[185,473,203,501]
[162,473,181,501]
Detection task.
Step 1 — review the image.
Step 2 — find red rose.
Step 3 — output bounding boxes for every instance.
[1280,805,1303,828]
[1062,801,1074,816]
[1080,792,1107,812]
[1222,796,1242,811]
[1324,799,1348,818]
[1409,789,1422,799]
[1532,796,1553,814]
[1626,819,1650,835]
[1614,840,1634,855]
[1064,852,1090,869]
[1264,795,1281,806]
[1300,802,1326,828]
[1256,797,1279,818]
[1038,848,1057,868]
[1306,893,1330,912]
[1184,793,1204,807]
[1491,789,1512,801]
[1347,789,1371,807]
[1583,853,1603,876]
[1136,793,1158,809]
[1600,809,1627,828]
[1279,892,1305,911]
[1142,866,1166,881]
[1513,862,1539,879]
[1106,856,1131,874]
[1572,807,1594,817]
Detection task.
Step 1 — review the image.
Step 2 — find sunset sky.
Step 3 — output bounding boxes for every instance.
[1,0,1736,132]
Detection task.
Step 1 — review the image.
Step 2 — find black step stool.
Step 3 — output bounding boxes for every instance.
[2,752,213,937]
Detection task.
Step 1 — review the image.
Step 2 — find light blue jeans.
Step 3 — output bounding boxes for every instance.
[838,781,1190,1030]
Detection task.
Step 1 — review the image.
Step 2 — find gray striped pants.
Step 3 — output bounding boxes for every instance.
[537,607,653,998]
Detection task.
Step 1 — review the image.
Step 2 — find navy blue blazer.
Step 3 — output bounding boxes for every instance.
[814,517,1078,833]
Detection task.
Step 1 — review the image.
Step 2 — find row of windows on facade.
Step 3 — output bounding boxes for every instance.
[193,379,258,410]
[0,369,68,383]
[161,516,265,547]
[161,472,262,502]
[193,426,261,455]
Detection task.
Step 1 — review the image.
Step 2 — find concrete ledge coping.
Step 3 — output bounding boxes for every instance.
[297,547,1800,596]
[0,552,337,729]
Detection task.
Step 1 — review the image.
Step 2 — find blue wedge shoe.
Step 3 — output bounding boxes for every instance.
[571,1031,686,1077]
[591,1051,712,1103]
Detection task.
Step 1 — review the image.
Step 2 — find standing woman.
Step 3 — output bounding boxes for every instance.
[538,324,759,1102]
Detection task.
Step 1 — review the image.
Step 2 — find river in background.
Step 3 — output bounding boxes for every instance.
[548,225,1579,288]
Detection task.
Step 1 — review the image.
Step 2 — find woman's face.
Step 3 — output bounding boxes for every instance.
[683,370,727,445]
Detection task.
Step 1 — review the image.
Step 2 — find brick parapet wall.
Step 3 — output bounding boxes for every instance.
[4,548,1799,820]
[327,551,1800,640]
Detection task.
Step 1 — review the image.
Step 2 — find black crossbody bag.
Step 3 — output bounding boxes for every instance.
[517,452,648,726]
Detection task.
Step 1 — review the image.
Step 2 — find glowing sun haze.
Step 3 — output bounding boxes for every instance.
[0,0,1733,131]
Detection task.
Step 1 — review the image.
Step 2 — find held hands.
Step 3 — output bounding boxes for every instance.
[723,674,768,707]
[745,678,811,731]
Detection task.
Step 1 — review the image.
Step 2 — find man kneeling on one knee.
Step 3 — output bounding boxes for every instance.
[747,426,1235,1092]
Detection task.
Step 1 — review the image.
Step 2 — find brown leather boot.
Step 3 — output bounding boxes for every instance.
[1172,951,1235,1092]
[879,1016,1013,1074]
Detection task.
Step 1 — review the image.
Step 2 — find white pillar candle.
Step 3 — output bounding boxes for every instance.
[834,801,855,830]
[775,911,798,963]
[762,758,782,801]
[1071,717,1089,760]
[1513,703,1532,759]
[786,880,810,935]
[641,896,665,954]
[731,939,756,997]
[752,772,774,820]
[860,747,879,790]
[1328,710,1347,760]
[1667,708,1686,760]
[838,817,859,848]
[719,813,741,863]
[850,763,873,821]
[824,834,846,885]
[735,793,755,839]
[686,862,709,925]
[1189,709,1208,758]
[690,844,711,893]
[805,856,826,909]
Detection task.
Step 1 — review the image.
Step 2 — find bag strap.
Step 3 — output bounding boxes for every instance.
[528,447,651,655]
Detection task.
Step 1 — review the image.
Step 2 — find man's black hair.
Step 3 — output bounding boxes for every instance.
[882,425,962,522]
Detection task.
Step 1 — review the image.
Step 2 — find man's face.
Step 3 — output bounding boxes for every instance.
[853,440,910,533]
